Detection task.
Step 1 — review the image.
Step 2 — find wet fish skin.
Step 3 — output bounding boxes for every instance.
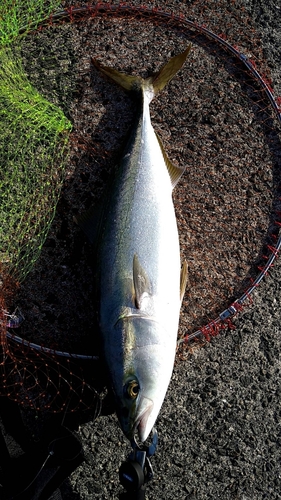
[90,46,191,442]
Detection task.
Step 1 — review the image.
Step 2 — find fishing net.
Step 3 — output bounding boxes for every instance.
[0,0,87,411]
[0,0,280,411]
[0,46,71,283]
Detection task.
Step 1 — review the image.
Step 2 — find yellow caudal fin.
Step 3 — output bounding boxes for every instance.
[91,44,191,96]
[149,44,192,93]
[91,57,142,91]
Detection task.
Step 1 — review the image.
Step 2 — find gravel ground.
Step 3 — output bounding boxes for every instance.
[1,1,281,499]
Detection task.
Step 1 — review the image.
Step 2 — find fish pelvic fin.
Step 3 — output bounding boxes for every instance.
[91,43,191,100]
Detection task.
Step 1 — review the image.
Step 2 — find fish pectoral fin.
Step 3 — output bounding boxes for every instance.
[180,260,188,304]
[150,44,192,93]
[156,132,185,188]
[133,254,152,310]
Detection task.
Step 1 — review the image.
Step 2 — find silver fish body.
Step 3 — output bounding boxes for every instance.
[89,47,190,441]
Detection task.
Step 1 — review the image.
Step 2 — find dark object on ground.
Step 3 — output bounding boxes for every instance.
[0,399,84,500]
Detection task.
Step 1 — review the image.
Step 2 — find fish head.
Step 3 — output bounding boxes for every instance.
[111,316,176,442]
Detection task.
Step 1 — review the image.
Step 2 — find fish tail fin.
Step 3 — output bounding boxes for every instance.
[91,57,143,91]
[91,43,191,99]
[148,43,191,94]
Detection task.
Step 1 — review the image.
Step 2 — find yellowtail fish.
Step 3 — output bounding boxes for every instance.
[81,45,191,442]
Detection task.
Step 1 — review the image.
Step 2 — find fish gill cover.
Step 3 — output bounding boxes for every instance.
[0,0,280,412]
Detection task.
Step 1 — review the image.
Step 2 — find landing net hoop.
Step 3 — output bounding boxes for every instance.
[0,3,280,410]
[8,3,281,352]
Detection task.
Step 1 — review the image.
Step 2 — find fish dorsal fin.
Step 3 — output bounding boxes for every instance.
[133,254,152,310]
[156,132,185,188]
[180,260,188,304]
[150,44,192,93]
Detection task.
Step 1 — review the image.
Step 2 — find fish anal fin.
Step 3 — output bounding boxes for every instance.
[133,254,152,310]
[156,132,185,188]
[180,260,188,304]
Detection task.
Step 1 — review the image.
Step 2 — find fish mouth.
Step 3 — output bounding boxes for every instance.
[134,399,154,442]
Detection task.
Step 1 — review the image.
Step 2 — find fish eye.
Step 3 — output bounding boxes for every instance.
[124,380,140,399]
